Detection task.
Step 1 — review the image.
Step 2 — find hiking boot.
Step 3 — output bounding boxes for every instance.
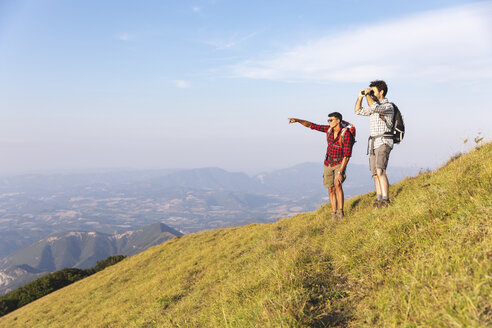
[331,212,338,220]
[373,199,381,209]
[336,209,344,220]
[380,199,391,207]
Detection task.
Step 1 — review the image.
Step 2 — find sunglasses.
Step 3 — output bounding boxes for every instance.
[327,118,338,122]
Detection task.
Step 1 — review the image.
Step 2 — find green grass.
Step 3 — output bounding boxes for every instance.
[0,143,490,327]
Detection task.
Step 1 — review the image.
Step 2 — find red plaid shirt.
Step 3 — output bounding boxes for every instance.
[310,123,354,167]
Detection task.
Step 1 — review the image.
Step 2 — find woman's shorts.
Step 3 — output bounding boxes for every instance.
[323,163,346,188]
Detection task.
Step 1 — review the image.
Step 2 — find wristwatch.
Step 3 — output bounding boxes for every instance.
[337,172,342,175]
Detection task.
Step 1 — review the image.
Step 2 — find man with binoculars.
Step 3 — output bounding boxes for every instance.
[354,80,395,208]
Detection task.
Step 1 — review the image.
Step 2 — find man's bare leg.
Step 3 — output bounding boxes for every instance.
[335,183,344,213]
[373,174,382,196]
[328,187,337,213]
[376,169,389,198]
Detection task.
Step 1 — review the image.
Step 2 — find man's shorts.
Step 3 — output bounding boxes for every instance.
[323,163,346,188]
[369,144,392,176]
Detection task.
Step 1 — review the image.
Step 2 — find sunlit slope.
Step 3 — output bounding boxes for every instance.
[1,143,490,327]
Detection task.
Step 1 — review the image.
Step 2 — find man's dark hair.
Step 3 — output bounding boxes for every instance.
[328,112,343,121]
[369,80,388,97]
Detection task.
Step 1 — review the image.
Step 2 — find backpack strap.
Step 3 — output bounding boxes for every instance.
[327,127,348,148]
[379,114,392,130]
[339,128,347,147]
[378,102,395,130]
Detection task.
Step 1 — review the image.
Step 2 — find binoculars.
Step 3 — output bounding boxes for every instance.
[361,90,374,96]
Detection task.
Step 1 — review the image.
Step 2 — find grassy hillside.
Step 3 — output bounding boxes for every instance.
[0,143,490,327]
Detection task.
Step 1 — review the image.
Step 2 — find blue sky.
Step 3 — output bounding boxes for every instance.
[0,0,491,174]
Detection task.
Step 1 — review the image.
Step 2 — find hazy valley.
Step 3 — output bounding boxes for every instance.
[0,163,418,255]
[0,162,418,294]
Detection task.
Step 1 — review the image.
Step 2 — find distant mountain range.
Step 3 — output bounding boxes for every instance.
[0,223,181,295]
[0,163,419,260]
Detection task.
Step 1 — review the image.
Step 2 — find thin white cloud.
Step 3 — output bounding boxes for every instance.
[232,2,492,82]
[174,80,191,88]
[205,32,258,50]
[117,33,130,41]
[191,5,201,13]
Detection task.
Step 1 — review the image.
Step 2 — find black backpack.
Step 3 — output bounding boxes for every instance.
[380,103,405,144]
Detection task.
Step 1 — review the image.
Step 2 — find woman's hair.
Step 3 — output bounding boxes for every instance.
[328,112,343,121]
